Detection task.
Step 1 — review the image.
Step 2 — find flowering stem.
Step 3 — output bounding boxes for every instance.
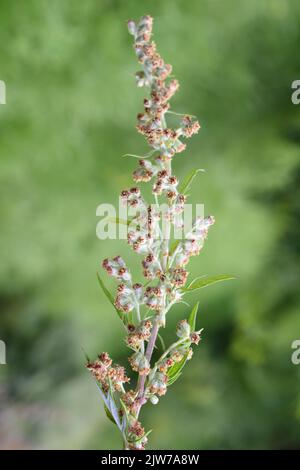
[136,150,172,409]
[135,302,144,354]
[136,319,159,416]
[87,15,216,451]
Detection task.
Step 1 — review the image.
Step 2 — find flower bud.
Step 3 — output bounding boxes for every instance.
[150,395,159,405]
[190,332,201,345]
[128,419,145,438]
[133,283,144,302]
[156,311,166,327]
[137,319,152,340]
[129,352,150,375]
[171,350,184,363]
[115,283,134,313]
[169,268,188,287]
[187,348,193,360]
[148,372,167,396]
[176,319,191,339]
[135,71,146,87]
[98,352,112,367]
[127,20,136,36]
[102,257,131,283]
[126,332,143,351]
[144,286,164,312]
[158,357,174,373]
[121,390,138,413]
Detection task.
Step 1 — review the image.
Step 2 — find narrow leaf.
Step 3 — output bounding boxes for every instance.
[107,388,122,430]
[96,272,126,323]
[158,333,166,352]
[120,398,130,420]
[134,429,153,444]
[179,168,205,194]
[81,346,90,363]
[122,153,147,159]
[103,216,131,226]
[183,274,236,292]
[188,302,199,331]
[167,371,182,386]
[169,239,180,256]
[104,404,117,425]
[166,110,197,118]
[122,150,155,159]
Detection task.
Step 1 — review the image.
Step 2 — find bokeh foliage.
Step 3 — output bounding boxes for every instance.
[0,0,300,449]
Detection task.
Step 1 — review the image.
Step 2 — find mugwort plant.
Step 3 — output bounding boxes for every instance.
[86,15,234,450]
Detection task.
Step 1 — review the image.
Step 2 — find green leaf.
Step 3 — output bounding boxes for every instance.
[119,398,129,419]
[103,216,131,226]
[188,302,199,331]
[122,150,155,159]
[127,311,133,326]
[169,239,180,256]
[166,110,197,118]
[167,351,190,386]
[107,386,122,429]
[167,371,182,386]
[104,404,117,425]
[179,168,205,194]
[182,274,236,292]
[157,333,166,352]
[96,272,126,323]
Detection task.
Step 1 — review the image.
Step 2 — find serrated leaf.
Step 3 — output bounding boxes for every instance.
[96,272,126,323]
[183,274,235,292]
[179,168,205,194]
[188,302,199,331]
[104,404,117,425]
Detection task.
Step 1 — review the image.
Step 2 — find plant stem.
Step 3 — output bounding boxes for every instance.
[135,302,144,354]
[135,155,172,418]
[136,319,159,416]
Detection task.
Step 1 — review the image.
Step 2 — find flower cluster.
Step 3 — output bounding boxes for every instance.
[171,215,215,267]
[102,256,131,282]
[86,15,222,451]
[86,353,129,393]
[145,318,203,403]
[126,320,152,350]
[127,418,148,450]
[133,157,164,183]
[115,282,143,313]
[129,351,150,375]
[142,253,163,280]
[148,372,168,396]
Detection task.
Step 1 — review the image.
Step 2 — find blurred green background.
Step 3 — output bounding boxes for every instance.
[1,0,300,450]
